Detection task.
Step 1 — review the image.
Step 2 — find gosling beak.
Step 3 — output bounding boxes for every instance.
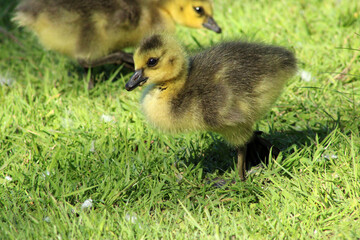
[202,16,222,33]
[125,69,148,91]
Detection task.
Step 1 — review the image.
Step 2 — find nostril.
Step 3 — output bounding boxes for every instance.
[133,72,140,81]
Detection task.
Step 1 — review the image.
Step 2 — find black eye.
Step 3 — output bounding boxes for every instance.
[147,58,158,67]
[193,6,204,15]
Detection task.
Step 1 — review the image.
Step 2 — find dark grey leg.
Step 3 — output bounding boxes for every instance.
[82,67,95,90]
[237,145,247,181]
[78,51,134,90]
[78,51,134,69]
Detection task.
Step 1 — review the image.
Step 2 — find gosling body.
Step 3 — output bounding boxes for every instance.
[126,34,297,180]
[13,0,221,62]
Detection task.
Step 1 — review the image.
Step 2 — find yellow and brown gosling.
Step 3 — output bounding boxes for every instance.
[125,34,297,180]
[13,0,221,68]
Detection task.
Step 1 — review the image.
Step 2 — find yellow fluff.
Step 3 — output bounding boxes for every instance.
[126,34,297,180]
[13,0,221,62]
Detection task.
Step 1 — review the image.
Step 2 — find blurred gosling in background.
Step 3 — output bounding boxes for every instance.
[13,0,221,69]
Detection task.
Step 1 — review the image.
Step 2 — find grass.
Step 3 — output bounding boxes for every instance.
[1,0,360,238]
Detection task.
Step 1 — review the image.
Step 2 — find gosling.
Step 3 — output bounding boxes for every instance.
[13,0,221,68]
[125,34,297,181]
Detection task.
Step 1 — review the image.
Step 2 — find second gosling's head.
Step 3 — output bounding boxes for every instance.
[126,34,187,91]
[167,0,221,33]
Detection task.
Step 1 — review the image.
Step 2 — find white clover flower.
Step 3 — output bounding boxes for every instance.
[90,140,95,153]
[81,199,93,210]
[42,170,51,178]
[101,114,114,123]
[125,213,138,224]
[0,75,14,86]
[5,176,12,181]
[298,69,315,82]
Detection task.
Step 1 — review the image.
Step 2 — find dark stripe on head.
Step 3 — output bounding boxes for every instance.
[139,34,163,53]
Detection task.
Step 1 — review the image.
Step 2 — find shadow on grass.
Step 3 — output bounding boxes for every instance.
[180,125,338,176]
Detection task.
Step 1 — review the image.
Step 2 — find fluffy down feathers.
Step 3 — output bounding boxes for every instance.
[127,34,297,146]
[13,0,221,61]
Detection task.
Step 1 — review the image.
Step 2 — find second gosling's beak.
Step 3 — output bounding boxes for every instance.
[203,16,222,33]
[125,69,148,91]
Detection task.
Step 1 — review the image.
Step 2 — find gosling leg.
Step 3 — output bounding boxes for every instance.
[78,51,134,69]
[79,52,134,89]
[83,67,95,90]
[237,145,247,181]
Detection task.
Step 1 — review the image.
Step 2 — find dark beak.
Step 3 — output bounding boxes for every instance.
[202,16,222,33]
[125,69,148,91]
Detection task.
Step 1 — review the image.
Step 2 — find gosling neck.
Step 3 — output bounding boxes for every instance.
[157,0,182,25]
[156,61,189,93]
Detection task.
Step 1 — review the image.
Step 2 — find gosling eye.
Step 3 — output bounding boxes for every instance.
[193,6,205,16]
[147,58,159,67]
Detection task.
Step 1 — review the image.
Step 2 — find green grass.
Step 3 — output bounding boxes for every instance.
[1,0,360,239]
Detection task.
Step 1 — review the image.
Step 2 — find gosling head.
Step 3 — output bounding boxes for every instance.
[126,34,187,91]
[167,0,221,33]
